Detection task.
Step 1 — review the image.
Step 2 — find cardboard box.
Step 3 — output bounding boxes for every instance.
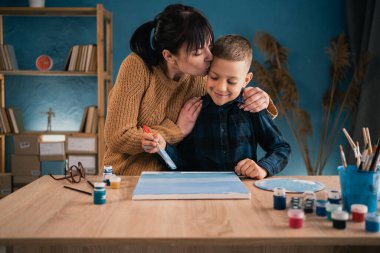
[13,176,39,185]
[11,155,41,176]
[39,142,65,161]
[13,135,39,155]
[66,135,97,154]
[0,173,12,198]
[68,155,97,175]
[41,160,66,175]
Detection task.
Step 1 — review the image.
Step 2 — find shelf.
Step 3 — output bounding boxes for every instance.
[1,132,97,136]
[0,7,98,17]
[0,70,99,76]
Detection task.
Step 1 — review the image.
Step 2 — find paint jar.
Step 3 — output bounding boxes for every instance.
[316,200,328,217]
[365,213,380,233]
[103,165,113,186]
[93,182,106,205]
[331,210,349,229]
[288,209,304,229]
[289,197,301,209]
[338,165,380,212]
[303,191,316,201]
[327,190,341,204]
[304,199,314,214]
[273,187,286,210]
[326,203,342,221]
[351,204,368,222]
[110,176,121,189]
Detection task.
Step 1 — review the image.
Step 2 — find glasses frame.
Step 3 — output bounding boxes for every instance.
[49,162,86,183]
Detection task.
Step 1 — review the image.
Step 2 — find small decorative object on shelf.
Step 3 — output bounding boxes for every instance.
[28,0,45,8]
[41,107,55,132]
[36,55,53,71]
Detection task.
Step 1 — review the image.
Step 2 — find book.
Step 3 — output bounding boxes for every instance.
[6,108,23,134]
[6,45,18,70]
[84,106,96,133]
[132,171,251,200]
[68,45,79,71]
[79,106,89,132]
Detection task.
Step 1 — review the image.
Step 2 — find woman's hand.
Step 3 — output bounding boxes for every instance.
[176,97,202,136]
[240,87,270,113]
[235,158,268,179]
[141,132,166,153]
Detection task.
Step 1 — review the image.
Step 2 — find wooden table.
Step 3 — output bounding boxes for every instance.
[0,175,379,253]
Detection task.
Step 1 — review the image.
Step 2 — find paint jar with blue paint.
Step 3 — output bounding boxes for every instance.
[331,210,349,229]
[316,200,328,217]
[365,213,380,233]
[326,203,342,220]
[327,190,341,204]
[103,165,113,186]
[338,165,380,212]
[93,182,106,205]
[273,187,286,210]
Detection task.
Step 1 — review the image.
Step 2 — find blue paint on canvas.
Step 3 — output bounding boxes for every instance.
[133,172,250,199]
[254,178,325,193]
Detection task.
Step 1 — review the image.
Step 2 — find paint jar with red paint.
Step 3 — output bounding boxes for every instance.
[288,209,304,229]
[351,204,368,222]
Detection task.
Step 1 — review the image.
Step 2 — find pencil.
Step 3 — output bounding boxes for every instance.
[87,180,94,188]
[63,186,92,196]
[342,128,356,152]
[366,128,373,155]
[369,139,380,171]
[339,145,347,170]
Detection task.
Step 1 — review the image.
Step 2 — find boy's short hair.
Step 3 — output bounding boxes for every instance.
[211,35,252,67]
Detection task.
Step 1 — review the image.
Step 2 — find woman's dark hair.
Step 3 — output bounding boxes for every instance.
[130,4,214,72]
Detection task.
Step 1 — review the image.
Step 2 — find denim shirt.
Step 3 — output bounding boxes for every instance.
[164,92,291,176]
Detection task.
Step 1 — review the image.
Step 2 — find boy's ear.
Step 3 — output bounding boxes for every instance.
[162,49,175,64]
[243,72,253,88]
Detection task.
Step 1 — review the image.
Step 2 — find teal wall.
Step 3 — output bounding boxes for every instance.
[0,0,346,175]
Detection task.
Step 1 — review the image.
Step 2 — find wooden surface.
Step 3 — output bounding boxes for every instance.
[0,175,379,252]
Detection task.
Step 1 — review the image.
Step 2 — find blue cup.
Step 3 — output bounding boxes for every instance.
[338,165,380,213]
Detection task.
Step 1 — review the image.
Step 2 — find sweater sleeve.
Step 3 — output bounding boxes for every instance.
[104,54,150,155]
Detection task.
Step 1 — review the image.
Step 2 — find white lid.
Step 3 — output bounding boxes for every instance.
[287,209,305,219]
[316,200,328,207]
[273,187,286,196]
[366,213,380,222]
[351,204,368,213]
[94,182,106,188]
[109,176,121,182]
[303,191,316,200]
[326,203,342,212]
[328,190,341,199]
[331,210,349,220]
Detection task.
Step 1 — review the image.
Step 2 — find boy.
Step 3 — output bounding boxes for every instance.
[142,35,291,179]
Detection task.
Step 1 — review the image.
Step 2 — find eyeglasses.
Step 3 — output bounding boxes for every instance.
[49,162,86,183]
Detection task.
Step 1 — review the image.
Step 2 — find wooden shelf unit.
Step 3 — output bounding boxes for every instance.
[0,4,113,175]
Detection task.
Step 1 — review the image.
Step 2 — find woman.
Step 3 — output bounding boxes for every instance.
[104,4,277,175]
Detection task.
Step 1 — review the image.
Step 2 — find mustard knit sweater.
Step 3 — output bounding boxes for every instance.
[104,53,278,175]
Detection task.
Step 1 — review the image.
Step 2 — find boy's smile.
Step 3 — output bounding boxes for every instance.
[206,57,252,106]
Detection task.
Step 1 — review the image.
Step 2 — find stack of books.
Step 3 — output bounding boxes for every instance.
[0,44,18,71]
[64,45,97,72]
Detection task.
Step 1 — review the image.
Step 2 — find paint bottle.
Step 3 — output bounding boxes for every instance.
[326,203,342,221]
[110,176,121,189]
[302,191,316,201]
[273,187,286,210]
[331,210,349,229]
[290,197,302,209]
[327,190,341,204]
[103,165,113,186]
[93,182,106,205]
[351,204,368,222]
[304,199,315,214]
[288,209,305,229]
[316,200,328,217]
[365,213,380,233]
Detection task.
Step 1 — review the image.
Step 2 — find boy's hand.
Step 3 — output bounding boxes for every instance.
[235,159,268,179]
[176,97,202,136]
[141,132,166,154]
[239,87,269,112]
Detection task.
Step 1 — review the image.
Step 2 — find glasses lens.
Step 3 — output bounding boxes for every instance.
[70,165,81,183]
